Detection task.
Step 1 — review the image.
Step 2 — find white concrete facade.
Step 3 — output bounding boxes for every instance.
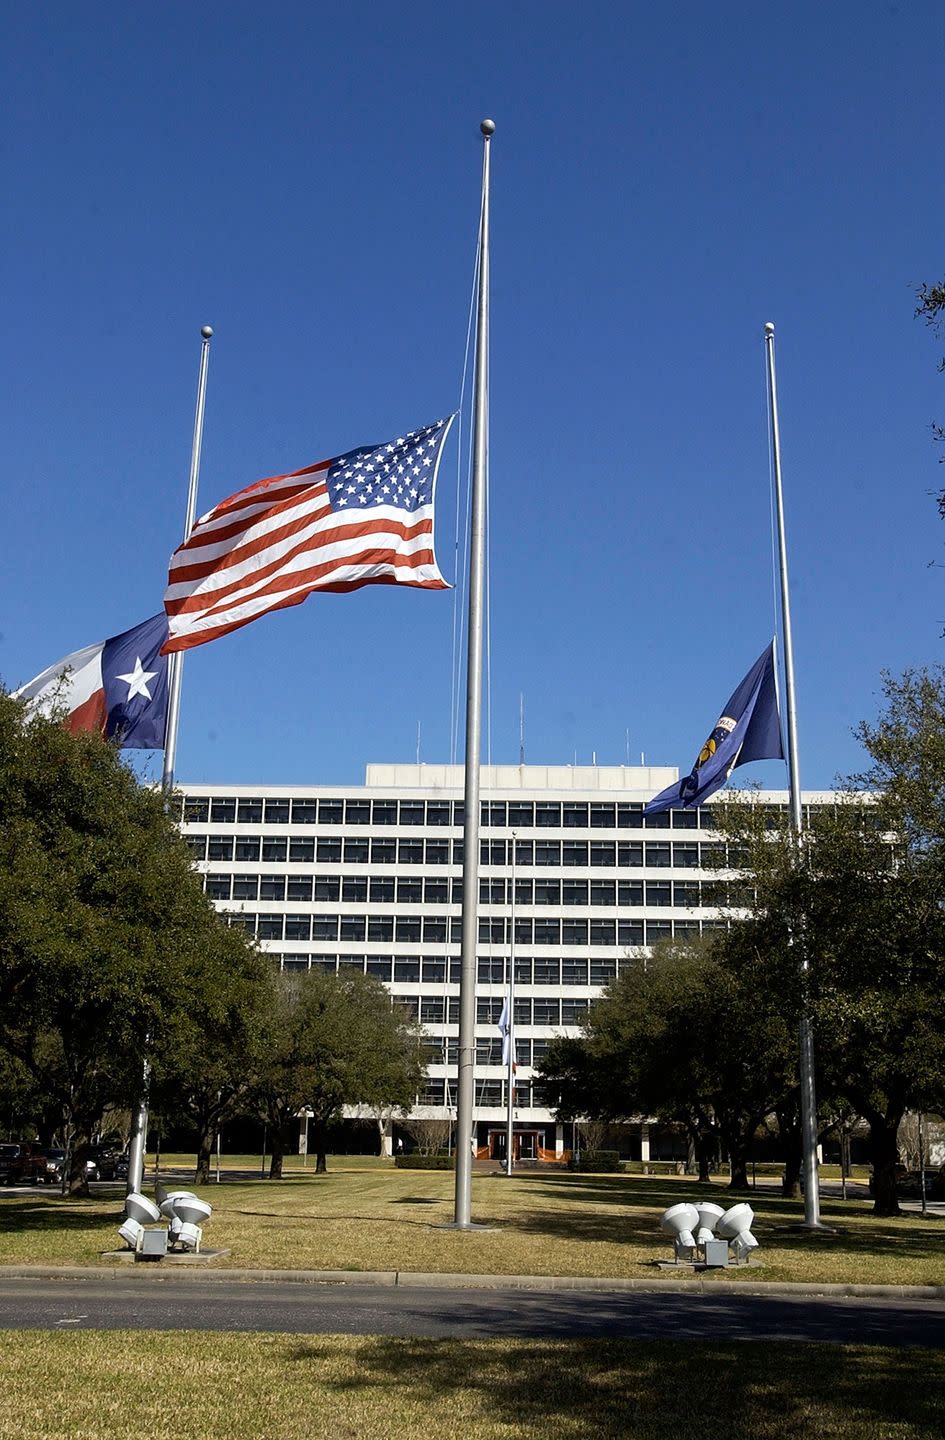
[177,765,831,1160]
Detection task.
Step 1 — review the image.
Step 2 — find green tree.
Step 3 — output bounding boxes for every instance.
[248,968,425,1175]
[540,936,800,1190]
[916,282,945,516]
[0,692,264,1193]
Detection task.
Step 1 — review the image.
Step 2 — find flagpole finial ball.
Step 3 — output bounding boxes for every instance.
[764,322,775,336]
[201,325,214,340]
[480,118,495,137]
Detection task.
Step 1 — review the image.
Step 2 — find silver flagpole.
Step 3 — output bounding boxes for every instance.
[764,321,822,1229]
[451,120,494,1228]
[126,324,213,1197]
[505,832,516,1176]
[163,324,214,794]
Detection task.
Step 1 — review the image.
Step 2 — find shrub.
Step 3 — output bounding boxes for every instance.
[394,1152,455,1170]
[568,1150,622,1172]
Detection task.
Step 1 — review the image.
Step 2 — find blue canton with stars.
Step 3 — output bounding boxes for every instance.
[325,418,451,513]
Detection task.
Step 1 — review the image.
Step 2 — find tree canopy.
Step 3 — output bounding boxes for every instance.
[0,691,268,1191]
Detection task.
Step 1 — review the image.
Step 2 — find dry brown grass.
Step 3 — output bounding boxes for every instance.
[2,1165,943,1286]
[1,1332,944,1439]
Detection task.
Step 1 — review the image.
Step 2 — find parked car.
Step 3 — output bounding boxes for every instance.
[91,1147,129,1181]
[38,1149,103,1184]
[0,1143,48,1185]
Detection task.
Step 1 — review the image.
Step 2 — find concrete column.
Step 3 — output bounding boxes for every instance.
[640,1121,651,1164]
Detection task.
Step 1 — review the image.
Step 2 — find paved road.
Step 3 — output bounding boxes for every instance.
[1,1274,943,1345]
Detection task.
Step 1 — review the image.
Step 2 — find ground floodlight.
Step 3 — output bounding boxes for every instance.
[167,1215,184,1245]
[171,1195,212,1227]
[178,1221,203,1251]
[717,1202,759,1258]
[118,1217,144,1250]
[125,1193,161,1225]
[695,1201,725,1244]
[660,1202,699,1252]
[160,1190,197,1219]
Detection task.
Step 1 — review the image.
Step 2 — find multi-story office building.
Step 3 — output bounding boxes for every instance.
[177,764,827,1162]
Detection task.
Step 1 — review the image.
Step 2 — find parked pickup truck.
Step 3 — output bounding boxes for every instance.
[0,1143,48,1185]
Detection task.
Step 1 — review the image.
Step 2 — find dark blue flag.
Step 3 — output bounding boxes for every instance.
[102,613,170,750]
[644,642,784,815]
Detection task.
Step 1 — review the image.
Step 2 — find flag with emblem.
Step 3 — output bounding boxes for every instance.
[161,416,454,653]
[13,613,170,749]
[644,641,784,815]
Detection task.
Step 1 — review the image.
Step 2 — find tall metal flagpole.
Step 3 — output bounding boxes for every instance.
[764,321,822,1229]
[126,324,214,1197]
[452,120,494,1229]
[505,833,517,1176]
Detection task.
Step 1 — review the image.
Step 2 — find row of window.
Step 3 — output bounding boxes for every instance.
[269,938,720,984]
[416,1079,547,1108]
[242,910,712,944]
[192,835,735,868]
[204,873,713,906]
[182,795,723,829]
[419,1037,552,1067]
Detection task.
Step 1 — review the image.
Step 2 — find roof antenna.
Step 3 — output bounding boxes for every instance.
[519,692,525,766]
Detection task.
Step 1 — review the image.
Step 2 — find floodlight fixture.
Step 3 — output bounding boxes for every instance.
[660,1202,699,1257]
[125,1193,161,1225]
[717,1202,759,1260]
[695,1201,725,1245]
[118,1217,144,1251]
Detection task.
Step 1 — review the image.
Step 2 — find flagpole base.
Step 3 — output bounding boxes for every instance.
[435,1221,499,1232]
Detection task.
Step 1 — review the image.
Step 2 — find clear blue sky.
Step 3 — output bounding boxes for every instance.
[3,2,943,790]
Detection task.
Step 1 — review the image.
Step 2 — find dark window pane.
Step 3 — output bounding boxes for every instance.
[534,919,560,945]
[314,877,340,901]
[590,958,617,985]
[235,837,261,861]
[618,920,644,946]
[367,916,394,941]
[372,800,398,825]
[617,804,643,829]
[366,956,391,980]
[590,804,615,829]
[312,917,338,942]
[184,797,209,823]
[535,842,561,867]
[342,877,368,902]
[285,915,311,941]
[645,844,671,867]
[563,842,588,867]
[185,834,207,860]
[394,957,420,983]
[590,842,616,867]
[590,881,615,905]
[399,801,425,826]
[340,917,366,941]
[535,803,561,827]
[618,880,643,906]
[397,878,423,903]
[207,836,233,861]
[237,798,263,823]
[260,875,285,900]
[563,919,588,945]
[291,799,318,825]
[646,882,671,907]
[562,959,588,985]
[371,839,396,864]
[264,799,290,824]
[258,914,284,940]
[533,998,560,1025]
[427,802,451,827]
[507,803,534,827]
[646,920,672,944]
[424,878,449,904]
[343,839,369,864]
[233,875,259,900]
[262,838,287,862]
[396,917,422,942]
[563,804,588,828]
[398,840,423,864]
[618,842,643,867]
[423,917,447,943]
[425,840,450,865]
[671,808,699,829]
[289,838,315,862]
[205,874,231,900]
[345,800,371,825]
[319,799,343,824]
[210,798,236,823]
[590,919,616,945]
[533,957,560,985]
[287,876,312,901]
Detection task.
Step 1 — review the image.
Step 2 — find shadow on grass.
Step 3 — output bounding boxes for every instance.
[284,1337,945,1440]
[478,1175,945,1263]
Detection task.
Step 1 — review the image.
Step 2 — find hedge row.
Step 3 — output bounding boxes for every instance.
[568,1150,623,1172]
[394,1152,455,1170]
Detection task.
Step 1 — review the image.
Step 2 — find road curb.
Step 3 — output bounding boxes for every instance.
[2,1264,944,1300]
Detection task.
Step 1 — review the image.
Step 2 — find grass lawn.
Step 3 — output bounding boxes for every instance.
[2,1332,943,1439]
[1,1166,943,1285]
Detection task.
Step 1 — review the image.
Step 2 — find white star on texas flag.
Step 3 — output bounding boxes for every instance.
[116,656,157,701]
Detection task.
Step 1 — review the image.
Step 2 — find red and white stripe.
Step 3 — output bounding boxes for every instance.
[162,455,447,654]
[13,641,107,734]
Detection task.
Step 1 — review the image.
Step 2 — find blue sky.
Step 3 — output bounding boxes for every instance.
[3,2,944,790]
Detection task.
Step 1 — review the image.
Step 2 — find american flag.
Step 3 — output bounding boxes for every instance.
[162,416,454,653]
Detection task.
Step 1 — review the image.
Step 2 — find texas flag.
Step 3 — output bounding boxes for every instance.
[13,613,170,750]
